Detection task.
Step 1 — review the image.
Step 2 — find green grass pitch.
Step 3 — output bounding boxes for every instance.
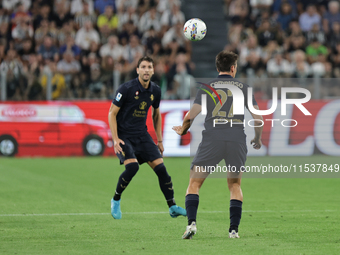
[1,156,340,254]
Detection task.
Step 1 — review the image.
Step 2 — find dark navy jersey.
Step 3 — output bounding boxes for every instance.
[112,78,161,136]
[194,74,257,142]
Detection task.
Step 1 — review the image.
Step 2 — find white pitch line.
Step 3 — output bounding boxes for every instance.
[0,210,336,217]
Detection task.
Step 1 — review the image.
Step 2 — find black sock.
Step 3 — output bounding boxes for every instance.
[113,162,139,201]
[167,198,176,207]
[229,199,242,232]
[185,194,199,225]
[153,163,175,207]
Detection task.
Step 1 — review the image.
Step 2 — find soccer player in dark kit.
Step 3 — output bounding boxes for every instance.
[108,56,186,219]
[173,51,263,239]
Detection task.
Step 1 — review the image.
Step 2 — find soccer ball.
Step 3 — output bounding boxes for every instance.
[183,18,207,41]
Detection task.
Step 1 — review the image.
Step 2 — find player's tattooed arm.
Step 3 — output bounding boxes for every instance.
[249,105,263,150]
[108,103,125,154]
[172,103,201,136]
[152,107,164,155]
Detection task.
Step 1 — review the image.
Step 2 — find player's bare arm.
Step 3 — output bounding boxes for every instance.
[172,103,201,136]
[249,105,263,150]
[152,107,164,155]
[108,103,125,154]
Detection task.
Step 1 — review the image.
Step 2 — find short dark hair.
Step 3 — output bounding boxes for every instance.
[215,51,238,72]
[137,56,154,68]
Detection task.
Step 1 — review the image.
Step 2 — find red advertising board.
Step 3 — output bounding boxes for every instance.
[0,100,339,157]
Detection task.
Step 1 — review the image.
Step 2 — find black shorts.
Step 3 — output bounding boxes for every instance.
[191,139,247,172]
[117,133,162,165]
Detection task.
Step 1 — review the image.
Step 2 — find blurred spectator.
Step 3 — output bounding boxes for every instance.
[276,2,296,31]
[59,36,82,58]
[35,20,58,46]
[254,10,277,29]
[306,38,328,63]
[119,19,140,46]
[261,40,281,64]
[328,22,340,51]
[162,21,189,53]
[3,0,31,12]
[33,4,52,30]
[139,6,161,33]
[71,0,94,15]
[37,36,59,62]
[85,63,106,98]
[10,3,32,31]
[23,54,43,100]
[257,19,280,47]
[117,0,139,13]
[94,0,116,14]
[0,6,10,25]
[291,50,310,78]
[266,51,292,77]
[57,50,81,85]
[310,54,331,77]
[0,39,6,63]
[41,62,66,100]
[97,5,118,33]
[142,26,162,56]
[74,1,97,29]
[0,22,9,48]
[285,20,306,53]
[239,34,262,69]
[52,3,74,28]
[299,4,321,32]
[243,51,265,77]
[272,0,297,15]
[305,23,325,45]
[18,39,34,63]
[0,49,24,100]
[57,22,76,46]
[250,0,273,18]
[323,1,340,34]
[101,55,115,90]
[99,35,123,62]
[165,53,193,99]
[11,18,34,50]
[160,2,185,31]
[227,0,249,24]
[118,6,139,31]
[123,35,144,63]
[75,20,100,50]
[151,58,167,96]
[332,42,340,77]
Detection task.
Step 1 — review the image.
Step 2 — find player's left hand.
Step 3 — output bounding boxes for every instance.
[157,142,164,156]
[250,138,262,150]
[172,125,186,136]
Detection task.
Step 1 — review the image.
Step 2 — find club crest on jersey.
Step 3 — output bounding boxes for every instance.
[139,101,147,110]
[116,92,122,101]
[150,94,154,101]
[134,91,139,99]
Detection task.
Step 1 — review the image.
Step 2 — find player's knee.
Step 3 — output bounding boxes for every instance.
[121,162,139,182]
[228,181,241,191]
[154,163,171,182]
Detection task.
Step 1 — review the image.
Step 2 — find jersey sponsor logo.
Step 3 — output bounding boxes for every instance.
[139,101,147,110]
[135,91,139,99]
[116,92,122,102]
[150,94,154,101]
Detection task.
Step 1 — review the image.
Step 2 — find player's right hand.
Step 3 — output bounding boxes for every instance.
[250,138,262,150]
[113,138,125,154]
[172,125,187,136]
